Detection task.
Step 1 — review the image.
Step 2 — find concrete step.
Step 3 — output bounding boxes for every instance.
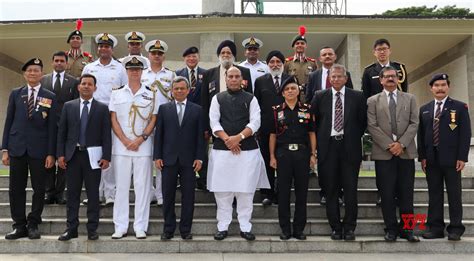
[1,218,473,236]
[0,175,472,189]
[2,188,474,204]
[1,203,474,220]
[0,235,473,253]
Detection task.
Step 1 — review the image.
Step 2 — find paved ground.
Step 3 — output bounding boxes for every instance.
[1,253,474,261]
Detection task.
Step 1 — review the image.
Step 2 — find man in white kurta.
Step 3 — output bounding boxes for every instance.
[109,56,158,239]
[207,67,270,241]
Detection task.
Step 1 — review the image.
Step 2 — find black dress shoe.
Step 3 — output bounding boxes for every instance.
[161,232,174,240]
[422,231,444,239]
[240,231,256,241]
[279,233,291,240]
[150,199,158,205]
[58,230,78,241]
[293,233,307,240]
[376,196,382,206]
[44,196,55,205]
[330,230,343,240]
[262,198,272,206]
[28,227,40,239]
[5,229,28,240]
[400,231,420,243]
[181,233,193,240]
[88,231,99,240]
[384,232,397,242]
[214,231,228,241]
[344,230,355,241]
[320,196,327,205]
[56,197,67,205]
[448,233,461,241]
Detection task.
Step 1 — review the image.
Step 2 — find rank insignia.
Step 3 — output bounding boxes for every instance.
[34,58,40,64]
[278,111,285,120]
[101,33,109,41]
[42,111,48,119]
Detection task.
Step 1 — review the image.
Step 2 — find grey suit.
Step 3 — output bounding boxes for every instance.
[367,90,419,236]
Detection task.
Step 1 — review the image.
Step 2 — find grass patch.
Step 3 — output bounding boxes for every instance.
[0,169,8,176]
[359,170,425,177]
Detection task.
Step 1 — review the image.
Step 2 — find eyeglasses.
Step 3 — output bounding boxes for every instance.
[382,75,398,79]
[375,47,389,52]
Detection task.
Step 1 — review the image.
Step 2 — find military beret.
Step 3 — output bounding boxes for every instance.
[125,31,145,43]
[67,19,83,43]
[291,25,307,47]
[429,73,449,86]
[95,33,118,47]
[266,50,285,64]
[182,46,199,57]
[278,76,300,95]
[242,37,263,49]
[121,55,147,70]
[216,40,236,57]
[145,39,168,53]
[21,58,43,71]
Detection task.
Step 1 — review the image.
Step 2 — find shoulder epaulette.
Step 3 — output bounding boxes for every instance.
[112,85,124,91]
[285,57,294,62]
[272,104,283,110]
[146,85,157,92]
[306,57,316,62]
[391,61,405,66]
[164,67,174,72]
[364,63,376,69]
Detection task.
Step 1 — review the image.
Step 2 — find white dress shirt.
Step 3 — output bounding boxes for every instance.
[141,66,175,107]
[27,84,41,102]
[79,97,93,118]
[52,71,65,88]
[433,96,448,119]
[239,60,269,90]
[383,89,398,141]
[219,65,227,93]
[331,86,345,136]
[321,68,330,90]
[175,98,187,117]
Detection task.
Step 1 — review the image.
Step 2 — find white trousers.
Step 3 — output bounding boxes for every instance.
[150,169,163,201]
[214,192,254,232]
[99,164,115,200]
[112,155,152,233]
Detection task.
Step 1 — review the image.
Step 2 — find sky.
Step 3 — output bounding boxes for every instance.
[0,0,472,21]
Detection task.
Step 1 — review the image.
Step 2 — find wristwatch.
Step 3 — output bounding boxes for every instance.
[141,134,149,141]
[239,133,245,140]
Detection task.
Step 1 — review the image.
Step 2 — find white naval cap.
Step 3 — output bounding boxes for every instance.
[125,31,146,43]
[145,39,168,53]
[95,33,118,48]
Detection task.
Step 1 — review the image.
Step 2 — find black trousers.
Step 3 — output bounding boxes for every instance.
[259,133,276,200]
[197,143,209,187]
[9,154,46,230]
[375,157,415,235]
[276,146,309,235]
[425,149,465,235]
[162,159,196,235]
[45,165,66,199]
[318,138,359,232]
[66,149,101,233]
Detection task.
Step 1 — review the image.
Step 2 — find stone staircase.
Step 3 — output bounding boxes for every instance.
[0,175,473,253]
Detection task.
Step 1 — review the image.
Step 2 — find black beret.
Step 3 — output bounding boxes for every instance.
[67,20,83,43]
[182,46,199,57]
[291,26,307,47]
[216,40,236,57]
[429,73,449,86]
[266,50,285,64]
[278,76,300,95]
[21,58,43,71]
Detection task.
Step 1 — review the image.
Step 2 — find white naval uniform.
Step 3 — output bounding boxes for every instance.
[109,84,159,234]
[141,66,175,202]
[207,94,270,232]
[238,60,269,92]
[82,59,128,201]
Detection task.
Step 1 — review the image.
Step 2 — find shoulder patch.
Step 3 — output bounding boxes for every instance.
[112,85,124,91]
[285,57,294,62]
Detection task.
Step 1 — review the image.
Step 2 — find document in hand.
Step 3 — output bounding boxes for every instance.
[87,146,103,169]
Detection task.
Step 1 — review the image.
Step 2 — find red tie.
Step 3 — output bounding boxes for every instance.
[325,71,331,89]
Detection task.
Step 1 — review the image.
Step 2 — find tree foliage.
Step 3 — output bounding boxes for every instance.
[381,5,473,17]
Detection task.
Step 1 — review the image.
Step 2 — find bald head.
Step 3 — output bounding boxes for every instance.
[225,66,242,91]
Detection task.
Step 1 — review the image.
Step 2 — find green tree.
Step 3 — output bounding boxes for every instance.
[381,5,473,17]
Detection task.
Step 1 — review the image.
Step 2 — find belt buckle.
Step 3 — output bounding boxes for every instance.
[334,135,343,141]
[288,144,298,151]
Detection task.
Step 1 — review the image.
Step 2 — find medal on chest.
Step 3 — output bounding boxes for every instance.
[449,110,457,130]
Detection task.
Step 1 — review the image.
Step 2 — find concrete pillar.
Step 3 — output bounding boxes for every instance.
[464,35,474,177]
[199,33,234,64]
[345,34,362,90]
[202,0,234,14]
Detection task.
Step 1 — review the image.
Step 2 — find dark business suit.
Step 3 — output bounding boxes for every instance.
[418,97,471,236]
[57,98,111,233]
[175,67,206,106]
[311,87,367,233]
[1,86,57,230]
[305,68,354,103]
[41,72,79,202]
[253,73,288,200]
[361,61,407,99]
[154,100,205,235]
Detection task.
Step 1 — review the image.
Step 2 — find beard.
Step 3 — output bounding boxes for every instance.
[219,56,235,68]
[270,66,283,77]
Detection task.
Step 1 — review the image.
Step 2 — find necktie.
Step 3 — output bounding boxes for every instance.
[389,92,397,138]
[79,100,89,146]
[325,71,331,89]
[54,73,61,94]
[433,101,442,146]
[274,76,280,91]
[334,92,343,132]
[177,102,184,126]
[28,88,35,119]
[190,69,196,88]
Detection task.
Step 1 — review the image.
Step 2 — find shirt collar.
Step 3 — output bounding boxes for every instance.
[125,84,146,96]
[53,71,65,78]
[176,99,187,106]
[434,96,448,105]
[187,66,198,73]
[331,86,346,96]
[27,83,41,91]
[383,89,398,97]
[379,61,390,67]
[80,97,93,104]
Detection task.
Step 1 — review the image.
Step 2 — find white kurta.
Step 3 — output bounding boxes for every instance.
[206,94,270,193]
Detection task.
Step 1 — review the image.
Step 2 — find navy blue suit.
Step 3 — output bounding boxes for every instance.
[2,85,57,230]
[175,67,206,105]
[154,100,205,235]
[57,98,111,234]
[418,97,471,236]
